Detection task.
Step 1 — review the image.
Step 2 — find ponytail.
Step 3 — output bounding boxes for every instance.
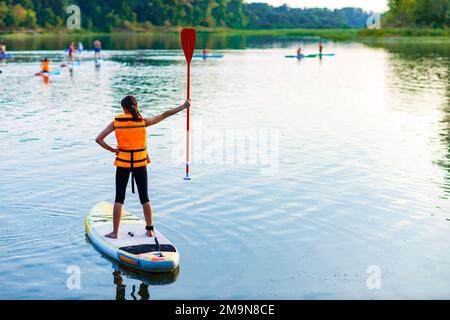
[129,105,142,122]
[121,95,142,121]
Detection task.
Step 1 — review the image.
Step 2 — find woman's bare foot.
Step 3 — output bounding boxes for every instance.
[146,230,154,237]
[105,231,118,239]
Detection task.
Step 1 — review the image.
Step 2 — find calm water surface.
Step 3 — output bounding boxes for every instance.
[0,36,449,299]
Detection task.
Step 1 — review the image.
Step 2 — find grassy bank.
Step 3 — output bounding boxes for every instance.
[0,28,360,42]
[199,28,358,41]
[358,27,450,38]
[1,27,448,42]
[213,27,450,41]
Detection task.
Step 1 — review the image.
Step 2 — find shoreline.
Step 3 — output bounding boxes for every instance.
[1,28,449,42]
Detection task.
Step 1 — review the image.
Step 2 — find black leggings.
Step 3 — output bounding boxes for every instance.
[115,166,149,204]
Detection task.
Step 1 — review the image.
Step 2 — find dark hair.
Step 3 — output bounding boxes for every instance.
[121,95,142,121]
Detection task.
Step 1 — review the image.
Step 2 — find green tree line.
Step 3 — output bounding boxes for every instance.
[0,0,447,31]
[244,4,370,29]
[0,0,372,31]
[384,0,450,27]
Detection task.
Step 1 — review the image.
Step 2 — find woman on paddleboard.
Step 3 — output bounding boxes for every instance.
[95,95,190,239]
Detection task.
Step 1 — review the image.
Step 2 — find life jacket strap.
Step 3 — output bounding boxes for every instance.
[115,157,147,163]
[118,148,146,153]
[115,147,147,194]
[114,117,144,122]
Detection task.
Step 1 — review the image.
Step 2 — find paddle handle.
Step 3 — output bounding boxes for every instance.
[185,63,191,180]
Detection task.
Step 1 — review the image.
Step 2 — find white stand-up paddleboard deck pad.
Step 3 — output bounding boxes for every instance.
[85,201,179,272]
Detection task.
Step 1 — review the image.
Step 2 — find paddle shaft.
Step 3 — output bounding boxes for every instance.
[185,62,191,178]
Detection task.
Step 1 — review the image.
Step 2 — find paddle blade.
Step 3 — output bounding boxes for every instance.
[181,28,196,64]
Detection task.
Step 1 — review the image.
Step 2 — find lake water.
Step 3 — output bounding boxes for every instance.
[0,34,449,299]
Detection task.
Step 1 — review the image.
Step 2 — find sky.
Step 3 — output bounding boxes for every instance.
[246,0,389,12]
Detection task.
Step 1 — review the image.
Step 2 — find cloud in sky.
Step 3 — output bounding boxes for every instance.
[245,0,388,12]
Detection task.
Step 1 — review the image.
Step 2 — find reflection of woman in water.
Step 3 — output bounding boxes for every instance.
[113,270,150,300]
[130,283,150,300]
[137,283,150,300]
[113,270,126,300]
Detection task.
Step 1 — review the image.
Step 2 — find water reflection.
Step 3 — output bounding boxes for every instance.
[112,267,180,300]
[439,83,450,196]
[375,41,450,197]
[5,33,324,51]
[88,236,179,300]
[366,40,450,58]
[112,265,179,300]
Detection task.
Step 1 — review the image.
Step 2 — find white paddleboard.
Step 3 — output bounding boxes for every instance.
[85,201,179,272]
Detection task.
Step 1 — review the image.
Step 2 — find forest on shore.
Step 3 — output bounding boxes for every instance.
[383,0,449,28]
[0,0,372,31]
[0,0,448,33]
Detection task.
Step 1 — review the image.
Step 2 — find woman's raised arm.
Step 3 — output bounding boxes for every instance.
[144,99,190,127]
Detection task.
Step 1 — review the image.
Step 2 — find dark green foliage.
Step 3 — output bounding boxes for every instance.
[0,0,249,30]
[384,0,449,27]
[2,0,444,31]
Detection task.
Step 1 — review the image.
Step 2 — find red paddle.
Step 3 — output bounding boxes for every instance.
[181,28,196,180]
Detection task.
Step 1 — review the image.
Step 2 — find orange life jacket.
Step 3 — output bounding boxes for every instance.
[114,114,149,169]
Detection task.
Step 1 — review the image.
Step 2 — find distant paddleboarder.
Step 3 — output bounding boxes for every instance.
[95,95,191,239]
[296,47,302,57]
[319,41,324,55]
[68,42,75,62]
[39,58,50,74]
[0,41,6,58]
[94,39,102,60]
